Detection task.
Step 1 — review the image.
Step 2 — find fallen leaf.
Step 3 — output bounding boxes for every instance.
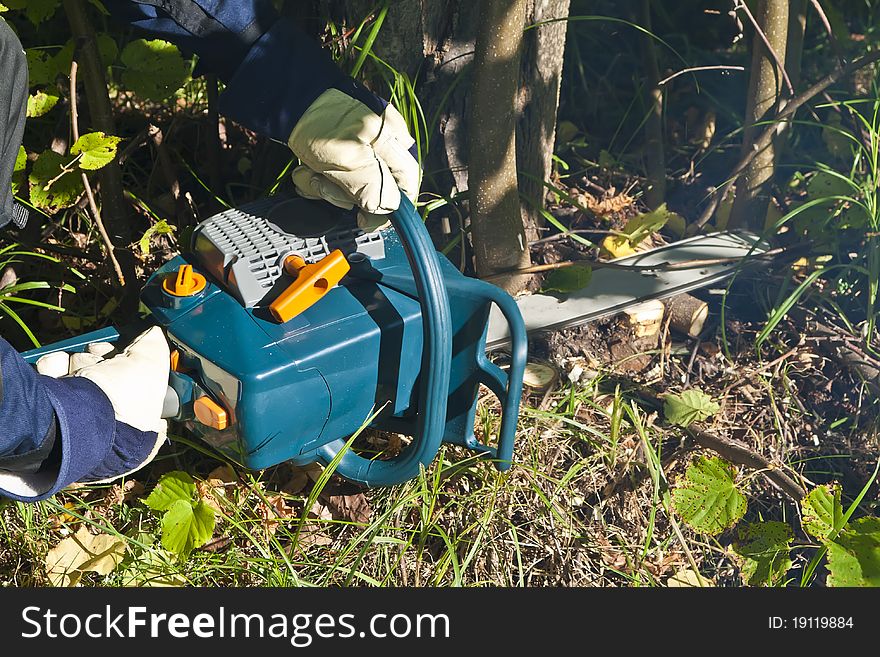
[666,568,714,587]
[292,524,333,551]
[45,527,126,587]
[304,463,325,483]
[541,265,593,294]
[206,465,237,484]
[104,480,144,507]
[663,389,720,427]
[195,480,225,514]
[326,493,372,524]
[309,501,334,522]
[259,494,296,535]
[281,467,310,495]
[50,501,81,529]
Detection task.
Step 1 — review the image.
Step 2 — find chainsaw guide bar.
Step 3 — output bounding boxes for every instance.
[485,231,769,349]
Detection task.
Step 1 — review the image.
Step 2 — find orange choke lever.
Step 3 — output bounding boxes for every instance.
[269,250,350,323]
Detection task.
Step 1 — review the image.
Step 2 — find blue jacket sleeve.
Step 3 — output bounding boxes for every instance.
[0,338,154,502]
[103,1,378,143]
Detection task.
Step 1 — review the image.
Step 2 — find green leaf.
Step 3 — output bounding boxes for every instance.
[27,89,60,118]
[14,146,26,173]
[663,389,720,427]
[11,146,26,196]
[826,517,880,587]
[806,170,852,201]
[821,113,854,163]
[672,455,747,535]
[28,150,84,213]
[70,132,122,170]
[541,265,592,294]
[26,49,57,87]
[144,471,196,512]
[620,204,674,246]
[120,39,189,101]
[801,483,844,541]
[160,499,215,558]
[2,0,60,25]
[598,149,617,169]
[733,521,794,586]
[139,220,176,255]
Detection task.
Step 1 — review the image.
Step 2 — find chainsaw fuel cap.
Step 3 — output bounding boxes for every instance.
[162,264,207,297]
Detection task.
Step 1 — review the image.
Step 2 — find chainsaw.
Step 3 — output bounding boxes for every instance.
[21,192,768,487]
[22,194,529,487]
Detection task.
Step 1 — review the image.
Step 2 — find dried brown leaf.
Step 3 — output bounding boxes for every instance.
[45,527,126,587]
[104,479,144,507]
[206,465,238,483]
[326,493,372,524]
[259,494,295,535]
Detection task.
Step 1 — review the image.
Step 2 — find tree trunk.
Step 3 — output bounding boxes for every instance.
[636,0,666,210]
[516,0,571,240]
[728,0,790,230]
[318,1,569,264]
[469,0,531,291]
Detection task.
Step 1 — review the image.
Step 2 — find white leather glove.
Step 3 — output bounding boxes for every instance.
[35,326,170,482]
[288,89,420,231]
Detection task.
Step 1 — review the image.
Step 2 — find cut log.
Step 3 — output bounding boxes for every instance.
[609,299,665,372]
[665,294,709,338]
[622,299,665,338]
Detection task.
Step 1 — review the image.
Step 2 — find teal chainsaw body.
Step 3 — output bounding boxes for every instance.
[23,195,528,487]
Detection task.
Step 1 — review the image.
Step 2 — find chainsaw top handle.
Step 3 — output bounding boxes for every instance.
[316,194,453,486]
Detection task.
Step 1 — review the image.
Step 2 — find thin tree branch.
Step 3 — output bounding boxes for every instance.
[70,60,125,287]
[809,0,846,66]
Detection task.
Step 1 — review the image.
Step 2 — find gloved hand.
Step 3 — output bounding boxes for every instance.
[35,326,170,483]
[288,89,421,231]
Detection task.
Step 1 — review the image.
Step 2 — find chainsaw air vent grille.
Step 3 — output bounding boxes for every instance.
[192,196,386,308]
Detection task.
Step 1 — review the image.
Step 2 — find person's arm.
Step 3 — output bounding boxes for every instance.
[0,17,29,230]
[0,330,169,502]
[104,1,419,227]
[102,0,373,141]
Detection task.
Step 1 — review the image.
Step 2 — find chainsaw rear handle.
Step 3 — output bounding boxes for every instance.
[468,279,527,469]
[316,194,453,486]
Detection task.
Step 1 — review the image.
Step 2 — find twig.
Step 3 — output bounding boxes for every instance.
[809,0,846,66]
[686,426,806,501]
[70,60,125,287]
[719,346,800,397]
[658,65,746,87]
[692,48,880,232]
[684,336,702,387]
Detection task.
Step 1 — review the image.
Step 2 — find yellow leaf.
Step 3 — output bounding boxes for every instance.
[45,527,126,587]
[666,568,714,587]
[601,235,636,259]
